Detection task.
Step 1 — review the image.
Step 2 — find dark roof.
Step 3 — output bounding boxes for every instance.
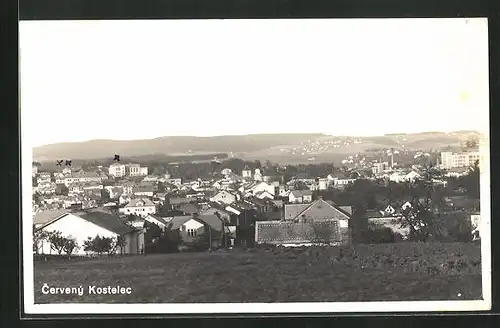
[197,214,226,233]
[234,200,255,210]
[146,214,171,226]
[339,206,352,215]
[169,197,191,205]
[76,209,135,235]
[133,185,155,192]
[292,199,351,220]
[204,202,234,216]
[290,190,312,197]
[178,203,199,214]
[33,209,69,226]
[284,204,309,220]
[270,199,284,207]
[165,216,192,230]
[36,208,135,235]
[248,197,267,207]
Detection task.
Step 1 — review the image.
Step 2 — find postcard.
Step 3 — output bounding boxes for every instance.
[20,18,491,314]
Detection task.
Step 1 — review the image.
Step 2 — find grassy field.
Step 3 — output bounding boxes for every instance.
[34,242,482,303]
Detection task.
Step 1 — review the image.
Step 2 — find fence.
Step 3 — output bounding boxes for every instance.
[255,220,344,245]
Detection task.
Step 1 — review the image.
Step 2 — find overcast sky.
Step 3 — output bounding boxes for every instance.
[20,18,489,147]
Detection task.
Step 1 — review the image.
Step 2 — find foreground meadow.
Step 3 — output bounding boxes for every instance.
[33,242,482,303]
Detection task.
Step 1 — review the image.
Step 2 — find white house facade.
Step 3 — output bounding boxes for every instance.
[119,198,156,216]
[35,212,143,255]
[209,190,237,205]
[109,163,126,178]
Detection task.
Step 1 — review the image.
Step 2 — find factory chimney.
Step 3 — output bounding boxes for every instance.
[390,148,394,168]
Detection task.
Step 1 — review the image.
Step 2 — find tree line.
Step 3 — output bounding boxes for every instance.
[345,162,479,244]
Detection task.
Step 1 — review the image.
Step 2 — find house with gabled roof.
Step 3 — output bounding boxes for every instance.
[254,190,275,200]
[381,204,396,216]
[132,184,156,197]
[164,214,233,249]
[288,190,313,204]
[239,181,275,198]
[209,190,237,205]
[142,213,172,231]
[285,197,351,224]
[405,170,421,182]
[242,165,252,179]
[200,203,234,223]
[34,209,71,229]
[119,198,156,217]
[34,208,144,255]
[178,202,200,215]
[255,197,352,246]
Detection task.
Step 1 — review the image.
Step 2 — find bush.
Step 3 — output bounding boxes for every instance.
[445,216,474,242]
[363,227,396,244]
[267,242,482,276]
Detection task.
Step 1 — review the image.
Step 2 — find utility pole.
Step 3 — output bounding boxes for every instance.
[208,225,212,251]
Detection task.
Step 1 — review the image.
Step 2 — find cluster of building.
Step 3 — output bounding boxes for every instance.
[32,151,481,255]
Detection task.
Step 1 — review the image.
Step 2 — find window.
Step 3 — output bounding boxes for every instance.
[187,229,197,237]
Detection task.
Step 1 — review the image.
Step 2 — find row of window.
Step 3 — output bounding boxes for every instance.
[126,208,154,212]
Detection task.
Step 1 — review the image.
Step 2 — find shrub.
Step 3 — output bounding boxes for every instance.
[363,227,396,244]
[445,216,474,242]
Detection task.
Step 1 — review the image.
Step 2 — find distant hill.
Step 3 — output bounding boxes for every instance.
[32,131,482,164]
[33,134,325,162]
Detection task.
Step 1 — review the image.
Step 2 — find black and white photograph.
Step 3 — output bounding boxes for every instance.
[21,18,491,314]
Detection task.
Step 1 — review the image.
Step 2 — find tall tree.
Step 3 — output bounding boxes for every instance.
[100,189,111,202]
[400,162,445,241]
[47,231,67,255]
[55,184,69,196]
[465,135,479,149]
[214,211,227,248]
[110,236,127,255]
[33,227,49,254]
[62,237,79,257]
[459,160,480,199]
[349,204,368,244]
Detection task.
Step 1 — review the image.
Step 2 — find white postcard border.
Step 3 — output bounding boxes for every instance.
[21,18,491,315]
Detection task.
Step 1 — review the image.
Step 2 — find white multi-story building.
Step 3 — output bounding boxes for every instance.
[372,161,390,175]
[440,152,480,169]
[254,169,263,181]
[318,178,329,190]
[109,163,126,177]
[125,164,141,176]
[36,173,52,186]
[139,166,148,176]
[242,165,252,179]
[119,198,156,217]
